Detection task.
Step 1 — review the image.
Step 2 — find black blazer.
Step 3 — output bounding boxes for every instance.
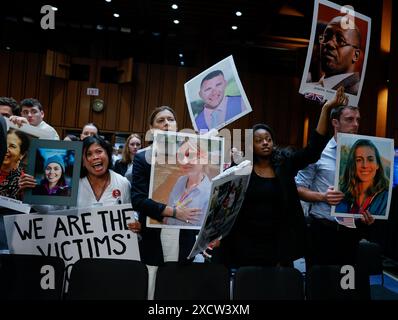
[113,159,128,177]
[131,148,197,266]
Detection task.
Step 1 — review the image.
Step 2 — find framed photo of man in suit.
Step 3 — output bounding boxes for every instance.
[184,55,252,133]
[299,0,371,107]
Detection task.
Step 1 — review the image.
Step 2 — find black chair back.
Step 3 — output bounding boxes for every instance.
[154,262,230,300]
[306,265,370,300]
[67,258,147,300]
[233,266,305,300]
[0,253,65,300]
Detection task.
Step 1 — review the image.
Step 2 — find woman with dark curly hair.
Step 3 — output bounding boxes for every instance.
[0,129,30,199]
[215,88,347,268]
[336,139,389,216]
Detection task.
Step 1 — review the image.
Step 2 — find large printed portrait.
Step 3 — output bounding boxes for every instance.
[148,131,224,229]
[184,55,252,133]
[332,133,394,220]
[24,139,83,206]
[299,0,371,106]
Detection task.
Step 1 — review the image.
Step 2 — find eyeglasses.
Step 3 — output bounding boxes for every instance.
[319,33,359,49]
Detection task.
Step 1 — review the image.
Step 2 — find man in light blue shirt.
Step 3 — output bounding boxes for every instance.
[295,95,374,266]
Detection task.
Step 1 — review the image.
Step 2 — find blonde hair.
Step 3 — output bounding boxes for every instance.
[121,133,141,163]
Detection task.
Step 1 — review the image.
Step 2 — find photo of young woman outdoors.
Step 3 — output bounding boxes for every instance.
[333,133,394,220]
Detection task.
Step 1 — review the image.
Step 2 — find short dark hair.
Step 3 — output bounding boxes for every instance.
[0,97,19,115]
[252,123,276,145]
[200,70,224,87]
[81,135,113,177]
[330,105,359,121]
[148,106,177,126]
[65,134,79,141]
[20,98,43,111]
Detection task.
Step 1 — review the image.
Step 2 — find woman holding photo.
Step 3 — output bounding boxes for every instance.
[130,106,200,299]
[21,136,133,208]
[215,87,347,268]
[336,139,389,216]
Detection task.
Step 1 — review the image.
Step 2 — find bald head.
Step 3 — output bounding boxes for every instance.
[320,16,361,77]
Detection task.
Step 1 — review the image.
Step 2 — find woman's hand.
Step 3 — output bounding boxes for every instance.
[128,221,141,233]
[176,206,201,224]
[19,173,37,190]
[360,210,375,225]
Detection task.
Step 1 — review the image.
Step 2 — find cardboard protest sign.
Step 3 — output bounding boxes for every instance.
[4,204,140,285]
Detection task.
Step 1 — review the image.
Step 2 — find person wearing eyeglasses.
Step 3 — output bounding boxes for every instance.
[313,16,361,95]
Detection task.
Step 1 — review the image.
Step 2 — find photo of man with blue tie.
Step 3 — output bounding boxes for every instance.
[184,56,252,133]
[195,70,246,131]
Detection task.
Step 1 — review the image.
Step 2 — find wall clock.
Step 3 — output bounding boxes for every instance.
[92,99,104,112]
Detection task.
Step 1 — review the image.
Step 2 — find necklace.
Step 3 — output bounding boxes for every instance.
[87,172,110,202]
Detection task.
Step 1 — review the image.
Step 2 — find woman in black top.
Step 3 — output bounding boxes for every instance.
[114,133,142,180]
[217,87,348,267]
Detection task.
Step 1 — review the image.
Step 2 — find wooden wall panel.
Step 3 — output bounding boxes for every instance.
[147,64,162,111]
[23,53,41,99]
[118,85,133,132]
[37,74,51,122]
[132,64,149,133]
[64,81,80,127]
[0,48,388,147]
[50,78,67,127]
[175,67,191,130]
[104,84,119,131]
[78,84,91,129]
[9,52,25,100]
[0,52,11,95]
[160,65,177,107]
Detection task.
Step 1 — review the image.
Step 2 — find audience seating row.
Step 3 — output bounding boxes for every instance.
[0,241,397,300]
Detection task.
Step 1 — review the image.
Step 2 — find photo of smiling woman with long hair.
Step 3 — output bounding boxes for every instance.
[336,139,389,216]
